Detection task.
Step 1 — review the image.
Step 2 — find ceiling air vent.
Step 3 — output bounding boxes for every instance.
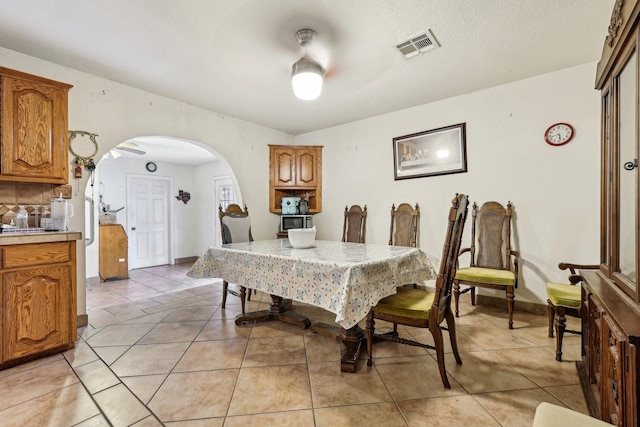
[395,30,439,59]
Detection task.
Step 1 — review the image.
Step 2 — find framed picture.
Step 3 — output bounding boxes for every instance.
[393,123,467,180]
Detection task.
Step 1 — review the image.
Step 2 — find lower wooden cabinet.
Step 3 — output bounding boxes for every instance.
[99,224,129,282]
[580,271,639,427]
[1,241,77,368]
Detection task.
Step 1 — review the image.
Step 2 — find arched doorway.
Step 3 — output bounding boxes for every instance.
[84,135,241,281]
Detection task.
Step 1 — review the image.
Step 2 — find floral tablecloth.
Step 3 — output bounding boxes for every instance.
[188,239,438,329]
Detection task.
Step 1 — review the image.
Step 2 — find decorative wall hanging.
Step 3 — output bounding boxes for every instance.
[393,123,467,180]
[68,130,99,193]
[176,190,191,204]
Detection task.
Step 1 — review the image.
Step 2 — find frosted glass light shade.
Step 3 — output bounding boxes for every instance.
[291,56,324,100]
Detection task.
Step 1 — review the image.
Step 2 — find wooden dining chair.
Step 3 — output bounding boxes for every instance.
[389,202,419,247]
[366,193,469,389]
[453,201,520,328]
[342,204,367,243]
[546,262,598,361]
[219,203,254,313]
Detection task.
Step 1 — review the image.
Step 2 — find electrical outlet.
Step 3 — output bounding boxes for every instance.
[54,185,72,199]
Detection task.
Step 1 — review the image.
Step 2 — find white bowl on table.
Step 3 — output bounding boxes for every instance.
[288,227,316,249]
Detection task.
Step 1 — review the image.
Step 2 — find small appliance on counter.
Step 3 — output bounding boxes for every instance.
[45,195,74,231]
[280,214,313,232]
[281,196,300,215]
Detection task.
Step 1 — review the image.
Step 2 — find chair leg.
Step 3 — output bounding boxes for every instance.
[506,287,515,329]
[470,287,476,306]
[366,311,374,367]
[547,302,555,338]
[428,321,451,389]
[453,281,461,317]
[445,307,462,365]
[554,307,567,362]
[222,280,229,308]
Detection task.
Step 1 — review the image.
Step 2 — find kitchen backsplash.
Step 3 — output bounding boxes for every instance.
[0,182,58,226]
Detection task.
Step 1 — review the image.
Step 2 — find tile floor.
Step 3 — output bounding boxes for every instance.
[0,264,588,426]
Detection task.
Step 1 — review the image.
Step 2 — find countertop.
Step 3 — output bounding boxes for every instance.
[0,231,82,245]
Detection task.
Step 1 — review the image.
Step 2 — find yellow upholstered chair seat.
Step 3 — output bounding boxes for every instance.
[546,282,581,309]
[373,287,435,319]
[454,267,515,286]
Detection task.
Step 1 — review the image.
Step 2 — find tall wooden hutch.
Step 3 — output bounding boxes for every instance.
[581,1,640,425]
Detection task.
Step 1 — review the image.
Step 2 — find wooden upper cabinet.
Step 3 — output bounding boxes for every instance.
[271,145,321,187]
[0,67,72,184]
[269,145,323,213]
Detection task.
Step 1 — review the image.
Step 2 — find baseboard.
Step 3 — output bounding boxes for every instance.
[77,314,88,328]
[175,256,198,265]
[476,294,548,316]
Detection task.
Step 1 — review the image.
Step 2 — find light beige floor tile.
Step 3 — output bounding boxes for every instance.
[250,320,305,338]
[0,359,79,410]
[195,319,252,341]
[0,382,100,427]
[308,361,392,407]
[93,345,131,365]
[493,346,582,387]
[228,364,312,416]
[74,414,111,426]
[131,415,165,426]
[93,383,152,427]
[315,402,408,427]
[85,323,157,347]
[445,351,538,394]
[224,410,314,427]
[303,329,341,363]
[164,419,224,426]
[117,311,173,325]
[148,369,239,422]
[74,359,121,393]
[138,320,206,344]
[374,355,465,399]
[0,353,63,380]
[121,374,168,404]
[110,342,190,376]
[472,388,566,427]
[544,384,589,415]
[398,395,500,427]
[160,305,217,322]
[457,323,538,350]
[174,339,248,371]
[407,326,481,354]
[63,339,100,367]
[242,335,307,367]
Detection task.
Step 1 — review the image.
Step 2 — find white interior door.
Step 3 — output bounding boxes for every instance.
[127,176,171,269]
[214,176,235,246]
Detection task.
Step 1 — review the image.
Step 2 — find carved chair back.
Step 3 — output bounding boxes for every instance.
[389,203,419,247]
[342,204,367,243]
[470,201,512,271]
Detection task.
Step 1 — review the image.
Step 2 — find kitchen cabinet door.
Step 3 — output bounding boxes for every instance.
[2,263,74,362]
[0,68,72,184]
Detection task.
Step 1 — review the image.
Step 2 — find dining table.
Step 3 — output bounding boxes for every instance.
[187,239,438,372]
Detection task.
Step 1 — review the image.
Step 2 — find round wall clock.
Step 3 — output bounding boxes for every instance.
[146,162,157,172]
[544,123,574,146]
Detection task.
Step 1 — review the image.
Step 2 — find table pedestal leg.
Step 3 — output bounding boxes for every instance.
[235,295,310,329]
[310,322,364,373]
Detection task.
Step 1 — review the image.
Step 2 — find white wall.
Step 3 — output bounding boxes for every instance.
[296,62,601,305]
[0,46,293,317]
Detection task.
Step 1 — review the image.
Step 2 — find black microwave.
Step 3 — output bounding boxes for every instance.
[280,215,313,232]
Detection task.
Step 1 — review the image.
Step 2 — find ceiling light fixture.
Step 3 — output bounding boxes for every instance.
[291,29,325,101]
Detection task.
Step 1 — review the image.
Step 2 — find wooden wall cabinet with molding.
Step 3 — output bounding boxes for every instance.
[0,66,72,184]
[0,241,77,369]
[269,145,323,214]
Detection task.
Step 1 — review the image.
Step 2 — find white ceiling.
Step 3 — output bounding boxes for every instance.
[0,0,615,160]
